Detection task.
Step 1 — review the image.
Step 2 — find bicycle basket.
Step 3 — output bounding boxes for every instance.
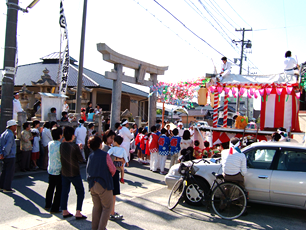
[178,162,199,176]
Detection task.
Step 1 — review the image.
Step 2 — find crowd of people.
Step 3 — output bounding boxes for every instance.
[0,113,224,229]
[1,109,291,230]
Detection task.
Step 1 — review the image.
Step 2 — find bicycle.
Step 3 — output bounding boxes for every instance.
[168,159,247,220]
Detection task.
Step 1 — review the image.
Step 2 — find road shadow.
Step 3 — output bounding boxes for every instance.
[67,219,92,230]
[116,196,179,222]
[126,171,166,185]
[13,174,48,210]
[172,200,306,229]
[123,179,146,188]
[3,193,52,219]
[110,219,145,230]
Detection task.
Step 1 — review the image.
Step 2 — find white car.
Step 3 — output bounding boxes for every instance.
[165,142,306,209]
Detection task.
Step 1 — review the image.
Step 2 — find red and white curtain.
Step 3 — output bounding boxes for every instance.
[260,88,300,132]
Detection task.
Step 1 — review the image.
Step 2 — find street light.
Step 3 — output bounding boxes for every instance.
[26,0,40,9]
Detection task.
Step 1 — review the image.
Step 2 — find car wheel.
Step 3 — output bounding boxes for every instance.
[184,178,209,206]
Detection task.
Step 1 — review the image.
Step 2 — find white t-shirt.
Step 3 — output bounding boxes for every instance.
[178,128,184,137]
[189,129,194,141]
[108,146,128,163]
[32,136,40,152]
[284,57,297,70]
[62,103,69,112]
[220,62,231,77]
[222,149,247,176]
[74,125,87,145]
[180,139,193,150]
[41,128,53,147]
[119,126,134,143]
[13,99,24,120]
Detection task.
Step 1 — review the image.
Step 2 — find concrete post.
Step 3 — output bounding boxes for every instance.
[17,111,27,139]
[92,89,97,107]
[148,74,158,130]
[135,116,141,128]
[110,63,123,130]
[97,114,102,136]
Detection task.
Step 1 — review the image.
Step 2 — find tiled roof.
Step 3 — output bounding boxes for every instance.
[11,62,148,97]
[40,52,78,63]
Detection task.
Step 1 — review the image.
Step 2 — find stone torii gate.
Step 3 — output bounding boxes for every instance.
[97,43,168,130]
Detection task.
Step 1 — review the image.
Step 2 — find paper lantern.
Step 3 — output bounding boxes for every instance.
[198,87,208,105]
[224,87,230,95]
[286,86,293,95]
[239,88,246,97]
[276,88,283,102]
[210,92,220,107]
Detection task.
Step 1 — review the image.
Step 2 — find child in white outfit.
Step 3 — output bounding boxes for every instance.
[108,135,128,184]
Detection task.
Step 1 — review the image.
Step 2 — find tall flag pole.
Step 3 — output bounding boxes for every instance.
[59,0,69,94]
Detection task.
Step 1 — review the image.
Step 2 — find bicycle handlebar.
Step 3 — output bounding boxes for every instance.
[192,158,211,165]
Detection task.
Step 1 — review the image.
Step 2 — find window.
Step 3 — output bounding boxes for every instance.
[245,148,277,169]
[277,150,306,172]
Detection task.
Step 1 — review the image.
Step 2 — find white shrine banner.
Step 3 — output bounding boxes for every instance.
[59,0,69,94]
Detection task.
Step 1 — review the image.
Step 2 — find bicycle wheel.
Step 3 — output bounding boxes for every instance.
[211,182,247,219]
[168,178,185,210]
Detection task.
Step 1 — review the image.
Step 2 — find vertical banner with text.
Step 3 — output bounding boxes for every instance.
[59,0,69,94]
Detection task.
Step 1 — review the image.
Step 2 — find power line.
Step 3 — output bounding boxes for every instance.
[131,0,209,58]
[210,0,241,29]
[132,0,246,70]
[152,0,226,57]
[200,0,239,40]
[224,0,251,28]
[198,0,234,45]
[183,0,238,51]
[206,0,235,29]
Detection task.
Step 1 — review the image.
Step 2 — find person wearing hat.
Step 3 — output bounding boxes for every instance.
[118,119,134,164]
[0,120,17,193]
[74,119,87,162]
[13,92,24,121]
[177,122,184,137]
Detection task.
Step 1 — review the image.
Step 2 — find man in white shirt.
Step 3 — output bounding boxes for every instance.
[119,119,134,162]
[222,137,247,188]
[62,100,69,113]
[218,56,231,82]
[74,119,87,162]
[13,93,24,121]
[177,122,184,137]
[284,50,300,76]
[189,125,194,141]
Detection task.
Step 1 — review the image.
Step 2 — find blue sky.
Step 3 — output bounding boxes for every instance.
[1,0,305,109]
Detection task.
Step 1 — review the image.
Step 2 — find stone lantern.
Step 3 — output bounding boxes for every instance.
[18,84,34,111]
[121,109,132,122]
[70,85,93,109]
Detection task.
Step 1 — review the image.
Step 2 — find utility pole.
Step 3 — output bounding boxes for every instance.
[233,28,252,114]
[76,0,88,114]
[1,0,19,133]
[0,0,39,133]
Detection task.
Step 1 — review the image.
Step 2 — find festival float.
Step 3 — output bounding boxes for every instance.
[150,67,306,147]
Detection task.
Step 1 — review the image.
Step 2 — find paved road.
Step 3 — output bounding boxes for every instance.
[0,159,305,230]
